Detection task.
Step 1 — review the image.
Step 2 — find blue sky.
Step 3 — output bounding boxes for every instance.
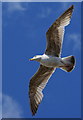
[2,2,81,118]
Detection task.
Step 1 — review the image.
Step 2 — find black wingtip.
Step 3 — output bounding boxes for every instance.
[65,5,74,14]
[70,5,74,9]
[32,110,37,116]
[71,56,75,65]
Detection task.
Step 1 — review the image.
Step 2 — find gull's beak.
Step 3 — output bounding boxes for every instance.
[29,58,35,61]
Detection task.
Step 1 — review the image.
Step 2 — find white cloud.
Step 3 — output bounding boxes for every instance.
[7,2,26,13]
[38,7,52,18]
[2,94,23,118]
[67,34,81,52]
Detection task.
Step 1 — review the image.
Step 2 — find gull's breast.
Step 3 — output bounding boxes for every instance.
[40,55,63,68]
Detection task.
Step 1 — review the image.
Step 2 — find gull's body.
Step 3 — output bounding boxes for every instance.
[29,5,75,116]
[36,54,64,67]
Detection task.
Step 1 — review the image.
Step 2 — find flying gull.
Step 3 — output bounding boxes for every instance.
[29,5,75,116]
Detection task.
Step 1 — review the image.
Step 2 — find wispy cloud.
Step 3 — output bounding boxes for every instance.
[67,34,81,52]
[7,2,26,13]
[38,7,52,18]
[2,94,23,118]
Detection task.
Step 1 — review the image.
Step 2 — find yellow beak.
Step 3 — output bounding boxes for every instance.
[29,58,35,61]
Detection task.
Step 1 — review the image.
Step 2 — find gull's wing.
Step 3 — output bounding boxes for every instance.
[29,65,55,115]
[45,5,74,57]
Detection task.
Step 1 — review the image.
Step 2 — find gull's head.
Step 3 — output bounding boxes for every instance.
[29,55,42,62]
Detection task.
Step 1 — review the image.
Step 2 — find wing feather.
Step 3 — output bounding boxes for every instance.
[29,65,55,115]
[45,5,74,57]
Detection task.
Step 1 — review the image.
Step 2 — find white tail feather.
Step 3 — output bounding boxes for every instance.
[61,56,75,72]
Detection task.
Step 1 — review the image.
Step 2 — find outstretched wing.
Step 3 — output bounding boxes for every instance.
[29,65,55,115]
[45,5,74,57]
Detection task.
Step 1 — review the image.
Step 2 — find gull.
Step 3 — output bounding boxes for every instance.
[29,5,75,116]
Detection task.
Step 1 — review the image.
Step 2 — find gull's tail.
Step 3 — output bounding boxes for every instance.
[61,56,75,72]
